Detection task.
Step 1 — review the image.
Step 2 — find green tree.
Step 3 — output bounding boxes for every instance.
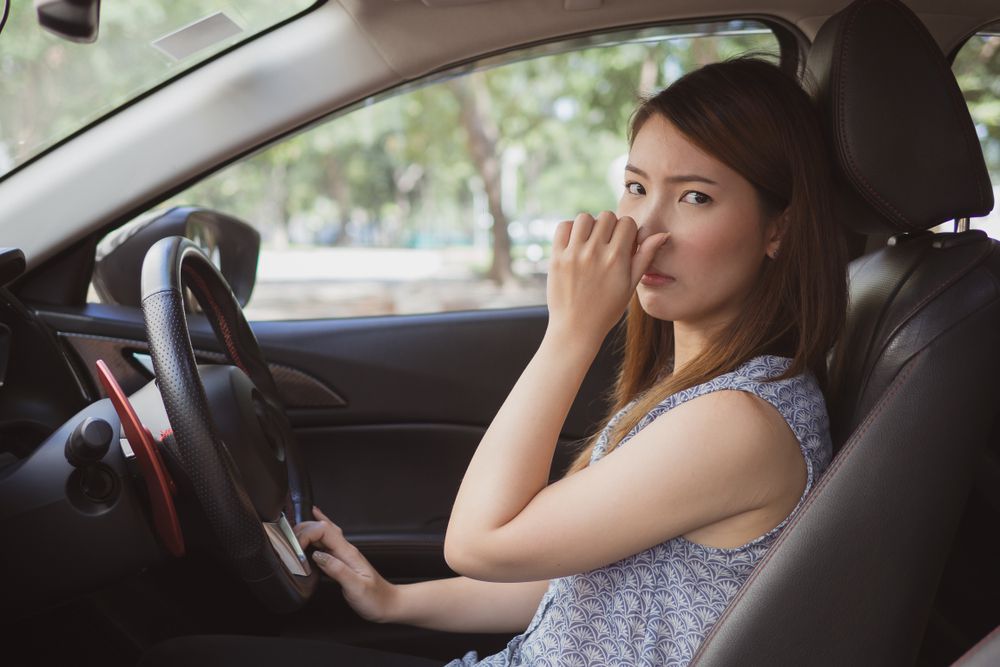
[160,23,777,287]
[954,32,1000,182]
[0,0,308,173]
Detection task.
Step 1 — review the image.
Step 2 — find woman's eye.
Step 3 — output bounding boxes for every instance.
[681,190,712,205]
[625,181,645,196]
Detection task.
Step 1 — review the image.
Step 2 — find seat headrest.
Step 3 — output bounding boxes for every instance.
[806,0,994,234]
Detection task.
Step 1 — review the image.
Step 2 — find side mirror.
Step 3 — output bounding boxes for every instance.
[0,248,26,288]
[93,207,260,309]
[34,0,100,44]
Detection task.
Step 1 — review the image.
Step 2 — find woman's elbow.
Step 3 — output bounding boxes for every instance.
[443,533,511,581]
[443,533,480,577]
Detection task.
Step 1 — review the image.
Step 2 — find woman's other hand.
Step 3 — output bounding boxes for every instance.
[293,506,398,623]
[547,211,668,346]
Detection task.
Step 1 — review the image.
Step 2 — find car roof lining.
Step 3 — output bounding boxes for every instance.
[342,0,1000,72]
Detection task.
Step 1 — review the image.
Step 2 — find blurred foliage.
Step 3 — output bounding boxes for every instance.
[0,0,312,173]
[161,22,779,283]
[953,27,1000,184]
[6,6,1000,287]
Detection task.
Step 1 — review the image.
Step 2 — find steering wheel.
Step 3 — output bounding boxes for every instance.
[140,236,318,612]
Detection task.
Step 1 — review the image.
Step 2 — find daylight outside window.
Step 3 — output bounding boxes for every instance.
[0,0,316,178]
[953,23,1000,238]
[99,21,780,321]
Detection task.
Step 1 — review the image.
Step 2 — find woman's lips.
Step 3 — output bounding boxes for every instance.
[640,272,675,287]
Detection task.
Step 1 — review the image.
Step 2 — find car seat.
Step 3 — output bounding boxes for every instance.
[689,0,1000,664]
[951,623,1000,666]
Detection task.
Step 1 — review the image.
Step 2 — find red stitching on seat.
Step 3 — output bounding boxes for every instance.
[182,263,249,376]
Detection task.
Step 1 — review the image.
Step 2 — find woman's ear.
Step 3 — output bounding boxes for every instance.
[765,209,789,260]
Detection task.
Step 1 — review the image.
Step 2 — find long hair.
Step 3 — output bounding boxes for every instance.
[565,57,847,475]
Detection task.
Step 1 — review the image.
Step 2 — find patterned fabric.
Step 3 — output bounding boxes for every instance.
[446,355,832,667]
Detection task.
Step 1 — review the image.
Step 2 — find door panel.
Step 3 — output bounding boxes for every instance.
[39,303,620,580]
[300,423,584,580]
[249,306,617,433]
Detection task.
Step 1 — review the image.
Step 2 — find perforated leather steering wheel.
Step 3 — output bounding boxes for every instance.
[140,236,317,612]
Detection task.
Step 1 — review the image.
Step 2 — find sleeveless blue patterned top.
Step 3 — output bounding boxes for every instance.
[447,355,832,666]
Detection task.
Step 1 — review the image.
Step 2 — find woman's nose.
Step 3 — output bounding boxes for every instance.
[635,225,651,245]
[636,222,663,245]
[636,206,670,235]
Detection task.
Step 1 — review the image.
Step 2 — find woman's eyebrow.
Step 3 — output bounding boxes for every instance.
[625,163,718,186]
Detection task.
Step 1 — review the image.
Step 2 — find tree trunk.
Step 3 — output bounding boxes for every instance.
[692,36,720,68]
[264,162,290,248]
[639,51,659,95]
[448,73,515,285]
[325,156,351,245]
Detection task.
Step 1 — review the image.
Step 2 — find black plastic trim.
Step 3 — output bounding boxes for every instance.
[946,19,1000,64]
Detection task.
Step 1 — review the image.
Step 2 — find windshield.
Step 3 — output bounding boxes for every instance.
[0,0,316,180]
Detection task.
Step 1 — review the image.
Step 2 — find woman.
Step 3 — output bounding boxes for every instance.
[141,56,847,667]
[293,56,847,666]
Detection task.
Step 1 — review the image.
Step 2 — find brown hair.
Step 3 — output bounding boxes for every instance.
[565,57,847,475]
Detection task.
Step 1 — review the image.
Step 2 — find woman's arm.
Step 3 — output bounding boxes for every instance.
[390,576,549,633]
[444,212,666,578]
[295,508,548,634]
[442,213,804,583]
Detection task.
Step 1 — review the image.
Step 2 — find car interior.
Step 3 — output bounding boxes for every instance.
[2,0,1000,665]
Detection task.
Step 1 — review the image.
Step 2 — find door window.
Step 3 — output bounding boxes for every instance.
[95,21,781,320]
[953,23,1000,237]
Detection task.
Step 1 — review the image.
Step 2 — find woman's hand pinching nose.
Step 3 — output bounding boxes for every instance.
[630,232,670,287]
[546,212,669,347]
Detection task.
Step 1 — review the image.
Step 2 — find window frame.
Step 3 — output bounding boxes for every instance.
[23,15,805,310]
[146,18,797,320]
[134,15,805,224]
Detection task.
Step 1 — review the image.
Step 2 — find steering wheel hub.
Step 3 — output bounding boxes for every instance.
[199,365,288,521]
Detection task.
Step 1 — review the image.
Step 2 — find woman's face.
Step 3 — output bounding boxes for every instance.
[618,113,781,332]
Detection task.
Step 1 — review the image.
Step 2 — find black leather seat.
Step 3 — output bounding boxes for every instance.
[690,0,1000,664]
[952,623,1000,667]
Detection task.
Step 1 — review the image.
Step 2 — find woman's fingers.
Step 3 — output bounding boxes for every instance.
[558,211,633,252]
[304,507,396,624]
[610,215,638,255]
[294,508,350,555]
[630,232,670,287]
[307,506,373,574]
[567,212,595,246]
[294,521,327,550]
[591,210,618,244]
[553,219,572,251]
[311,550,347,577]
[311,551,366,590]
[311,549,395,624]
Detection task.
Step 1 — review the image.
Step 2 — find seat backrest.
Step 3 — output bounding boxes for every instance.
[690,1,1000,665]
[953,623,1000,667]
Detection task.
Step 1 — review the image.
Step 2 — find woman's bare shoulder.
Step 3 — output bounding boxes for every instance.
[657,387,806,498]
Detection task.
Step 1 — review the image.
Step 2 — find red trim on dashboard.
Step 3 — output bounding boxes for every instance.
[96,360,184,557]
